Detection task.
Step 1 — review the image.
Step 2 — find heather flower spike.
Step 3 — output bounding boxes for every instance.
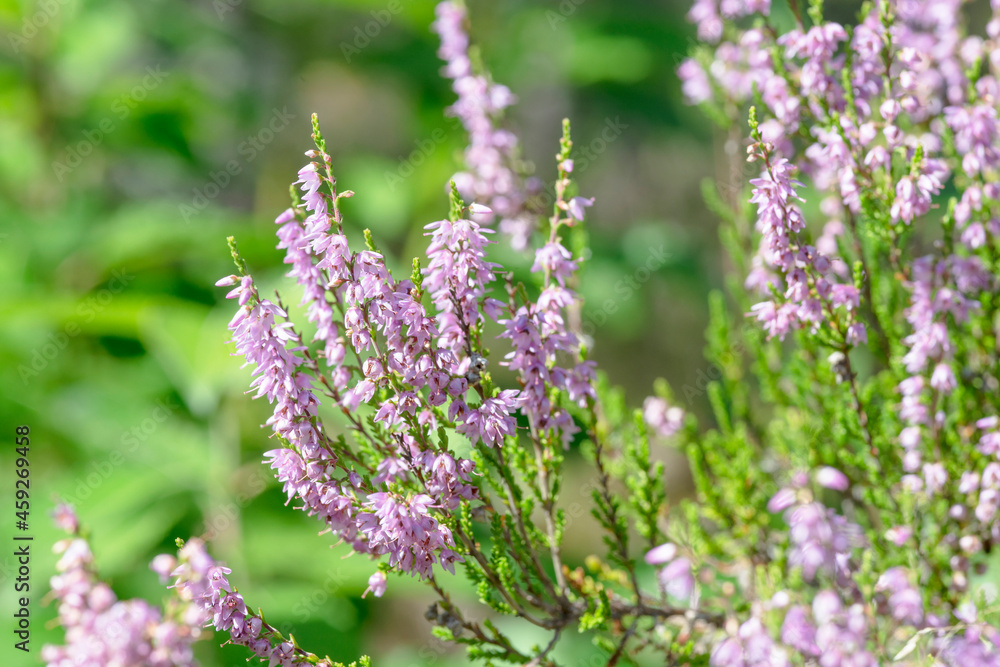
[42,504,205,667]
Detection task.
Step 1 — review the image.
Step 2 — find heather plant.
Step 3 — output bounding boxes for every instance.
[43,0,1000,665]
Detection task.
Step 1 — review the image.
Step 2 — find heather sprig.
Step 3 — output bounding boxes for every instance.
[42,504,204,667]
[432,0,541,250]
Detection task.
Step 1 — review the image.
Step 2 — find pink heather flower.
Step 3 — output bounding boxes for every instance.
[365,572,387,599]
[784,503,861,582]
[359,493,462,578]
[150,555,177,584]
[567,196,595,222]
[531,242,578,287]
[977,488,1000,522]
[750,300,795,340]
[166,538,312,666]
[643,397,684,438]
[719,0,771,18]
[829,284,859,310]
[846,322,867,346]
[876,567,924,626]
[296,163,324,214]
[744,152,860,341]
[778,23,848,97]
[644,542,678,566]
[499,218,590,447]
[945,103,1000,176]
[52,503,79,534]
[782,606,818,657]
[222,154,497,584]
[979,419,1000,457]
[885,525,913,547]
[688,0,723,43]
[678,59,712,103]
[419,451,478,510]
[960,471,982,493]
[457,390,519,448]
[930,363,956,392]
[432,1,534,249]
[767,487,797,513]
[658,557,695,600]
[45,520,204,667]
[424,216,501,353]
[890,159,948,225]
[923,463,948,494]
[712,616,790,666]
[710,638,742,666]
[814,466,849,491]
[812,598,876,665]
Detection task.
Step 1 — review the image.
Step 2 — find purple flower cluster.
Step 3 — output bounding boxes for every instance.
[218,142,545,587]
[42,505,202,667]
[746,147,863,343]
[897,255,990,476]
[360,492,461,577]
[215,88,606,607]
[936,604,1000,667]
[167,538,309,666]
[767,478,861,583]
[432,1,537,250]
[874,567,923,627]
[488,157,596,449]
[677,0,999,307]
[423,209,502,355]
[713,586,1000,667]
[780,592,876,667]
[711,615,790,667]
[642,396,684,438]
[644,542,694,601]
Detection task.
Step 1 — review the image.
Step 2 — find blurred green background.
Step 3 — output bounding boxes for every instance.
[0,0,722,664]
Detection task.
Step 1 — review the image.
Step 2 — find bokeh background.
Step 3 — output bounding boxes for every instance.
[0,0,724,664]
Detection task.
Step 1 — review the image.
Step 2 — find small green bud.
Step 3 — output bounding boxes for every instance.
[449,180,464,221]
[410,257,423,291]
[363,228,379,253]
